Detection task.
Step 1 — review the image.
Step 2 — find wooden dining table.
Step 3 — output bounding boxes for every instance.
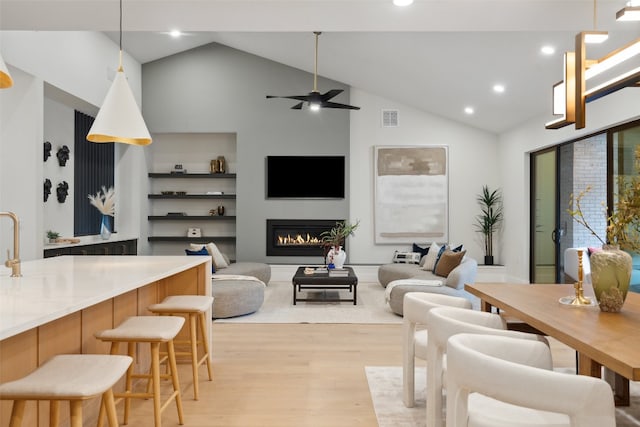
[465,282,640,406]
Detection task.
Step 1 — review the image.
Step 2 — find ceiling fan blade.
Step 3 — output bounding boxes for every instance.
[320,89,343,101]
[322,101,361,110]
[266,95,311,102]
[291,102,304,110]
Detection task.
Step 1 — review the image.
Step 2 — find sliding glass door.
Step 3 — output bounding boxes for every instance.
[531,148,558,283]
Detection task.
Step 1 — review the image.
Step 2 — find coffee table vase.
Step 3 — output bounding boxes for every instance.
[590,245,632,312]
[326,246,347,269]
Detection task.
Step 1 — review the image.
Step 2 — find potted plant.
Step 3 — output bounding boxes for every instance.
[46,230,60,244]
[474,185,503,265]
[320,220,360,268]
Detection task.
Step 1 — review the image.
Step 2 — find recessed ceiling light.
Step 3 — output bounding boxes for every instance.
[464,107,474,115]
[169,30,183,38]
[493,84,505,93]
[541,45,555,55]
[393,0,414,6]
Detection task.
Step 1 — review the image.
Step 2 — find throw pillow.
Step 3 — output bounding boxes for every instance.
[205,242,229,269]
[451,244,464,252]
[431,244,448,273]
[421,242,441,271]
[185,248,216,273]
[435,249,466,278]
[412,243,430,258]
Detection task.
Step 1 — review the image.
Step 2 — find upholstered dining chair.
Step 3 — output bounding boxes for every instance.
[402,292,472,407]
[426,306,549,427]
[446,333,616,427]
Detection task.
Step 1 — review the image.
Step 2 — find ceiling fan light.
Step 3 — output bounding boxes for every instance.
[0,53,14,89]
[616,6,640,21]
[86,67,152,145]
[309,103,321,112]
[584,31,609,44]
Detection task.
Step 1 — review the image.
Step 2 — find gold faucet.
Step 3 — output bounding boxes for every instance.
[0,211,21,277]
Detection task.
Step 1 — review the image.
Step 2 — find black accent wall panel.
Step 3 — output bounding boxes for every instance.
[74,110,115,236]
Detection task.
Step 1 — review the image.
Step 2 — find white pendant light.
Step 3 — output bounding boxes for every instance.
[0,53,13,89]
[87,0,151,145]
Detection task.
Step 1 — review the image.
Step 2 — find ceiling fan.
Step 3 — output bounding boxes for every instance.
[266,32,360,111]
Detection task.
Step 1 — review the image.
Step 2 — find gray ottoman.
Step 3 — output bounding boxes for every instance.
[386,279,467,316]
[212,280,265,318]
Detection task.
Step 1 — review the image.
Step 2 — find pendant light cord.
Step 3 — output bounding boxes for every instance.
[593,0,597,30]
[118,0,124,71]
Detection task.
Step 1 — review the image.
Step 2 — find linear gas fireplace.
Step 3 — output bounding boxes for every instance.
[266,219,344,257]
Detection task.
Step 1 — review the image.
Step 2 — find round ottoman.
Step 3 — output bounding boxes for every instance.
[212,280,265,318]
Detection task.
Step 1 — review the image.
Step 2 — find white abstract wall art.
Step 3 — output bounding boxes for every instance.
[374,145,448,244]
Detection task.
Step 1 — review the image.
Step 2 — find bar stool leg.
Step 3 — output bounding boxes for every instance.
[9,400,26,427]
[167,340,185,425]
[150,343,163,427]
[69,400,83,427]
[103,388,119,427]
[198,311,214,381]
[188,314,200,400]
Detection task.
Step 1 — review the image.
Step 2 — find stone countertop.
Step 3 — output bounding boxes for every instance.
[0,255,210,340]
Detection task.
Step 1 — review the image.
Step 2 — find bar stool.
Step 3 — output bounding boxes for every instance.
[95,316,185,427]
[148,295,214,400]
[0,354,132,427]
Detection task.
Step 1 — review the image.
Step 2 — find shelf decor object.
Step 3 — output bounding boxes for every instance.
[0,52,13,89]
[86,0,151,146]
[88,186,115,240]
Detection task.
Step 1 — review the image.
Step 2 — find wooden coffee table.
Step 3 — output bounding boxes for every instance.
[291,266,358,305]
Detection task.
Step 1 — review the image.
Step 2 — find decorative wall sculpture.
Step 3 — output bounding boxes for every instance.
[44,179,52,202]
[374,145,449,244]
[44,141,52,161]
[56,181,69,203]
[56,145,70,166]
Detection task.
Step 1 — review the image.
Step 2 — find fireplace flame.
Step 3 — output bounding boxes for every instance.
[277,233,322,247]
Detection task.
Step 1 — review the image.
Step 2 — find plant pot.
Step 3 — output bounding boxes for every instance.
[590,245,632,312]
[484,255,494,266]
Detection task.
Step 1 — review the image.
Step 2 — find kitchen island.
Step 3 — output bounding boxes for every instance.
[0,255,212,426]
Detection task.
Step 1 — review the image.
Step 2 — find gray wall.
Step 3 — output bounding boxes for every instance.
[142,42,351,264]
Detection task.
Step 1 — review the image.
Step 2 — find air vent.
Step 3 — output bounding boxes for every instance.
[382,109,399,127]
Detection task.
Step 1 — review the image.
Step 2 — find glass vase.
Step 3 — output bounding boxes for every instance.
[590,245,632,312]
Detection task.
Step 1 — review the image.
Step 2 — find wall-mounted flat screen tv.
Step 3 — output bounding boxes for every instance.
[266,156,345,199]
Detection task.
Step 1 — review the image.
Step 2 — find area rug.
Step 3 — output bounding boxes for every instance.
[365,366,640,427]
[214,280,401,324]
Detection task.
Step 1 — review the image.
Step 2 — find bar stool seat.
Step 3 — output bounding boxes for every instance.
[148,295,214,400]
[95,316,185,427]
[0,354,132,427]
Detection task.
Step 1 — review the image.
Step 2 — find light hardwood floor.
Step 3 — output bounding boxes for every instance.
[120,322,576,427]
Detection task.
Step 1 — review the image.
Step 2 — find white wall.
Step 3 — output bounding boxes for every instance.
[0,32,146,258]
[0,66,43,261]
[499,89,640,282]
[349,88,500,265]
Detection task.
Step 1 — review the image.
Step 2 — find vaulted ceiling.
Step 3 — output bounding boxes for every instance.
[2,0,639,133]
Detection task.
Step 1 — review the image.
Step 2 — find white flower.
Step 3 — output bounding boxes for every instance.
[88,186,115,216]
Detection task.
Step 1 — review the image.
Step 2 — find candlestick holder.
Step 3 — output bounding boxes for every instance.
[560,249,596,307]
